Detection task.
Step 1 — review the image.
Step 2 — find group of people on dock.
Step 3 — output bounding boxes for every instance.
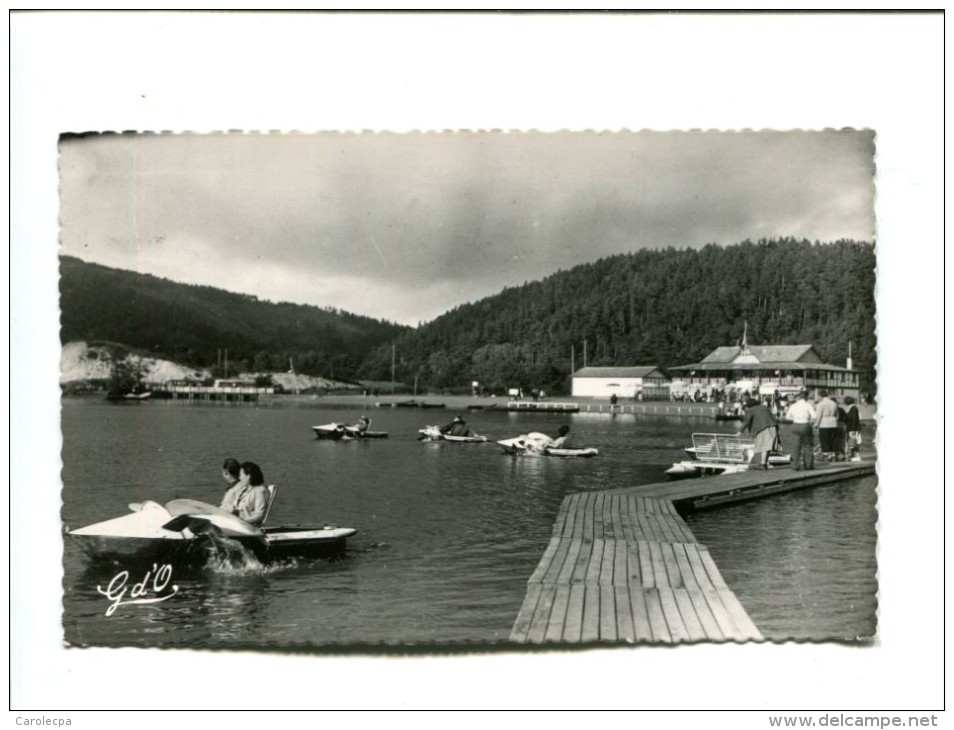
[714,389,793,419]
[741,390,862,471]
[785,390,862,470]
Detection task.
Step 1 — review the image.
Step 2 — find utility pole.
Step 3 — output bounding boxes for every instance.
[571,345,575,374]
[583,339,587,368]
[391,345,396,394]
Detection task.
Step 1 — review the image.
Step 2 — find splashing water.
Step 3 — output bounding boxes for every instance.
[202,535,266,574]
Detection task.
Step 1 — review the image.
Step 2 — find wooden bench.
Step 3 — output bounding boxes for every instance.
[691,433,754,464]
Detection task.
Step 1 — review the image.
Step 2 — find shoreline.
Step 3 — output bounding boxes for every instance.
[63,391,878,422]
[260,392,879,421]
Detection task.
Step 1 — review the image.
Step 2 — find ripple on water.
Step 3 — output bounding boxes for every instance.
[61,401,878,646]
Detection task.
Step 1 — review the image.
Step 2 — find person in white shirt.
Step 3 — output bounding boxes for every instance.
[785,391,817,471]
[813,390,840,460]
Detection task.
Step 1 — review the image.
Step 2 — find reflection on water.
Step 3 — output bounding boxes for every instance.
[684,476,878,640]
[61,399,877,647]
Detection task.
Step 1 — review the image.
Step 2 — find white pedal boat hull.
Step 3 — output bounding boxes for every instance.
[418,426,488,443]
[312,422,388,440]
[497,433,598,458]
[67,499,356,565]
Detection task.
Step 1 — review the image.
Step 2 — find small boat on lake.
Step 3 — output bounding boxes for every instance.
[418,425,488,443]
[666,432,791,479]
[497,432,599,458]
[312,419,388,440]
[66,489,357,567]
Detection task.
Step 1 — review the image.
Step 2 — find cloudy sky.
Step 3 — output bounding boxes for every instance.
[59,130,875,326]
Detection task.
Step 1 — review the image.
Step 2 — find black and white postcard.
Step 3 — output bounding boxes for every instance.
[11,10,944,719]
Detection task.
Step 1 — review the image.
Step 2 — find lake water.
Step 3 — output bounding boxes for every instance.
[60,398,878,648]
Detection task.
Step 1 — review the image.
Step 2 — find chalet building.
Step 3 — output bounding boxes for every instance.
[571,366,669,400]
[667,341,860,400]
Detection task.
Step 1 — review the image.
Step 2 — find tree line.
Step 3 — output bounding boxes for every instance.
[61,240,877,395]
[59,255,408,379]
[356,239,877,395]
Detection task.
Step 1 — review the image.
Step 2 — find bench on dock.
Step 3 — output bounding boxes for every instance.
[690,432,754,463]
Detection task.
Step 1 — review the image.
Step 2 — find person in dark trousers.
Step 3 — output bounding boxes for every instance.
[843,396,862,461]
[833,396,848,461]
[785,391,817,471]
[739,398,778,469]
[814,390,839,460]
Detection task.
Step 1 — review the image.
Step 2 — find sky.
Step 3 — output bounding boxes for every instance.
[58,129,876,327]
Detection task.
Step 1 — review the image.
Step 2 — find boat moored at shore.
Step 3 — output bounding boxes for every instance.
[666,432,791,479]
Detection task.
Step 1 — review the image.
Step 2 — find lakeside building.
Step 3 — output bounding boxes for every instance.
[667,342,860,401]
[571,366,669,400]
[163,378,275,402]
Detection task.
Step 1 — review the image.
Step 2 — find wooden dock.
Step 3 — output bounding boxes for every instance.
[511,460,875,644]
[506,401,580,412]
[625,461,875,510]
[578,402,718,417]
[505,401,713,415]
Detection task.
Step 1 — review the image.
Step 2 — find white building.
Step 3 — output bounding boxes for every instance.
[570,366,669,399]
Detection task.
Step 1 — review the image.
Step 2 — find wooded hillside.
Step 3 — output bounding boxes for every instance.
[59,256,408,379]
[60,240,877,394]
[357,239,877,395]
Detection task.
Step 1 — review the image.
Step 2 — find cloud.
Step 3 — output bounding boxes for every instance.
[58,130,876,325]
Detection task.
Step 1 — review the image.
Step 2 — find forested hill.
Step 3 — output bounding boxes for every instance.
[59,256,408,378]
[357,239,877,394]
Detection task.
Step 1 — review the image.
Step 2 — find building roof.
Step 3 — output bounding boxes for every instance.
[669,361,855,373]
[700,344,818,364]
[668,342,859,372]
[573,366,665,379]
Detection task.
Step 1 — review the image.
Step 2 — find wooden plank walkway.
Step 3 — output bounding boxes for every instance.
[511,460,875,644]
[619,461,876,510]
[511,490,763,644]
